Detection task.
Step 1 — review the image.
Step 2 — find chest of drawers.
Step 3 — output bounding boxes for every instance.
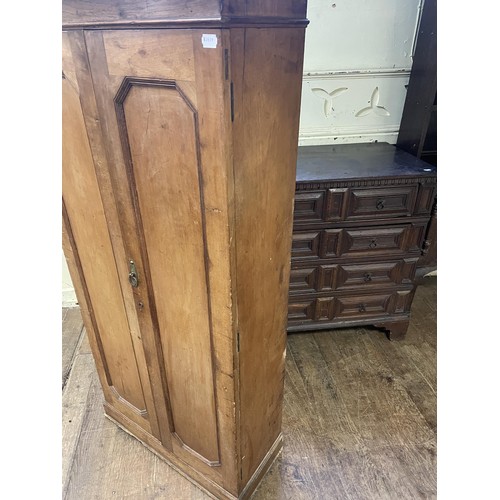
[287,143,437,340]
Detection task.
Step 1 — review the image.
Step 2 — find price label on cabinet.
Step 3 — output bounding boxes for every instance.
[201,34,218,49]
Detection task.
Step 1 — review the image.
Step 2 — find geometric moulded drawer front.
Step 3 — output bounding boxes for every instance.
[334,292,395,319]
[288,266,322,293]
[287,299,317,322]
[291,231,321,260]
[293,191,325,223]
[335,224,426,259]
[287,289,414,326]
[414,184,436,215]
[291,224,426,261]
[346,186,418,220]
[336,225,409,258]
[294,185,420,223]
[336,259,417,289]
[289,258,418,294]
[324,188,348,221]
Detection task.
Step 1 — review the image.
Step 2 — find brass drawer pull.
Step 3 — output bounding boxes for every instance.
[363,272,372,282]
[369,239,377,249]
[358,303,366,312]
[376,199,385,210]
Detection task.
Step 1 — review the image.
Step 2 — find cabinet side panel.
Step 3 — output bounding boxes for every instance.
[231,27,306,485]
[62,73,148,419]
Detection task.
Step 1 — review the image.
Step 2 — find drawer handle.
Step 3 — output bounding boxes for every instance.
[358,303,366,312]
[369,239,377,249]
[363,272,372,282]
[376,199,385,210]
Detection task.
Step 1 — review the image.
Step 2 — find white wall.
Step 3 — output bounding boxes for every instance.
[298,0,423,145]
[62,253,78,307]
[61,0,423,305]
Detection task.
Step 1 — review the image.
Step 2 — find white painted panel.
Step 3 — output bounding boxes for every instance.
[62,252,78,307]
[299,71,410,145]
[299,0,423,145]
[303,0,422,72]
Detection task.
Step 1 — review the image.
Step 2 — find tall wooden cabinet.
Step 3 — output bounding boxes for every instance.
[62,2,308,498]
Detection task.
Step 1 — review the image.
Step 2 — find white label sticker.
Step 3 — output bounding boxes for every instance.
[202,34,218,49]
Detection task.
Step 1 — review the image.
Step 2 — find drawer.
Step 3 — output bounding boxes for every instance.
[289,265,335,293]
[293,190,325,223]
[414,184,436,215]
[333,226,409,259]
[293,188,346,223]
[287,289,415,326]
[336,259,417,289]
[290,231,321,259]
[291,223,427,261]
[345,186,418,220]
[289,258,418,294]
[293,185,420,224]
[334,290,413,319]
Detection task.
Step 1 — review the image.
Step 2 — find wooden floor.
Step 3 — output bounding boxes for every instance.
[62,276,436,500]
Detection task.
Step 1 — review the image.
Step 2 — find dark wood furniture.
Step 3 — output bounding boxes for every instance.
[397,0,437,274]
[287,143,436,340]
[62,2,307,499]
[397,0,437,166]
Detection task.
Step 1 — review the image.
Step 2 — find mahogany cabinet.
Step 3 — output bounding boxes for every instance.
[62,2,307,498]
[287,143,437,340]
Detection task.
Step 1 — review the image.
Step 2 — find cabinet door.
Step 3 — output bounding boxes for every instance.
[83,29,236,483]
[62,32,160,437]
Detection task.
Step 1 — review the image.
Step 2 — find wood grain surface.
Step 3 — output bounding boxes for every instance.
[62,0,308,27]
[124,82,219,464]
[63,0,310,493]
[62,61,148,417]
[65,29,163,440]
[63,276,437,499]
[230,26,306,487]
[81,27,240,492]
[62,308,85,389]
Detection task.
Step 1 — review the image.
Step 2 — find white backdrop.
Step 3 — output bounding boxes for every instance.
[299,0,422,145]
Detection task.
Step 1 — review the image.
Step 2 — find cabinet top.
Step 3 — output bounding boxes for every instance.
[296,143,437,183]
[62,0,308,30]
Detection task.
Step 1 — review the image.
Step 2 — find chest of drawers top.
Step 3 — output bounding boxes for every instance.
[293,143,437,228]
[296,142,437,185]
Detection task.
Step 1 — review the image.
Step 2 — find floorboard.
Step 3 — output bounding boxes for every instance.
[62,307,85,389]
[62,276,437,499]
